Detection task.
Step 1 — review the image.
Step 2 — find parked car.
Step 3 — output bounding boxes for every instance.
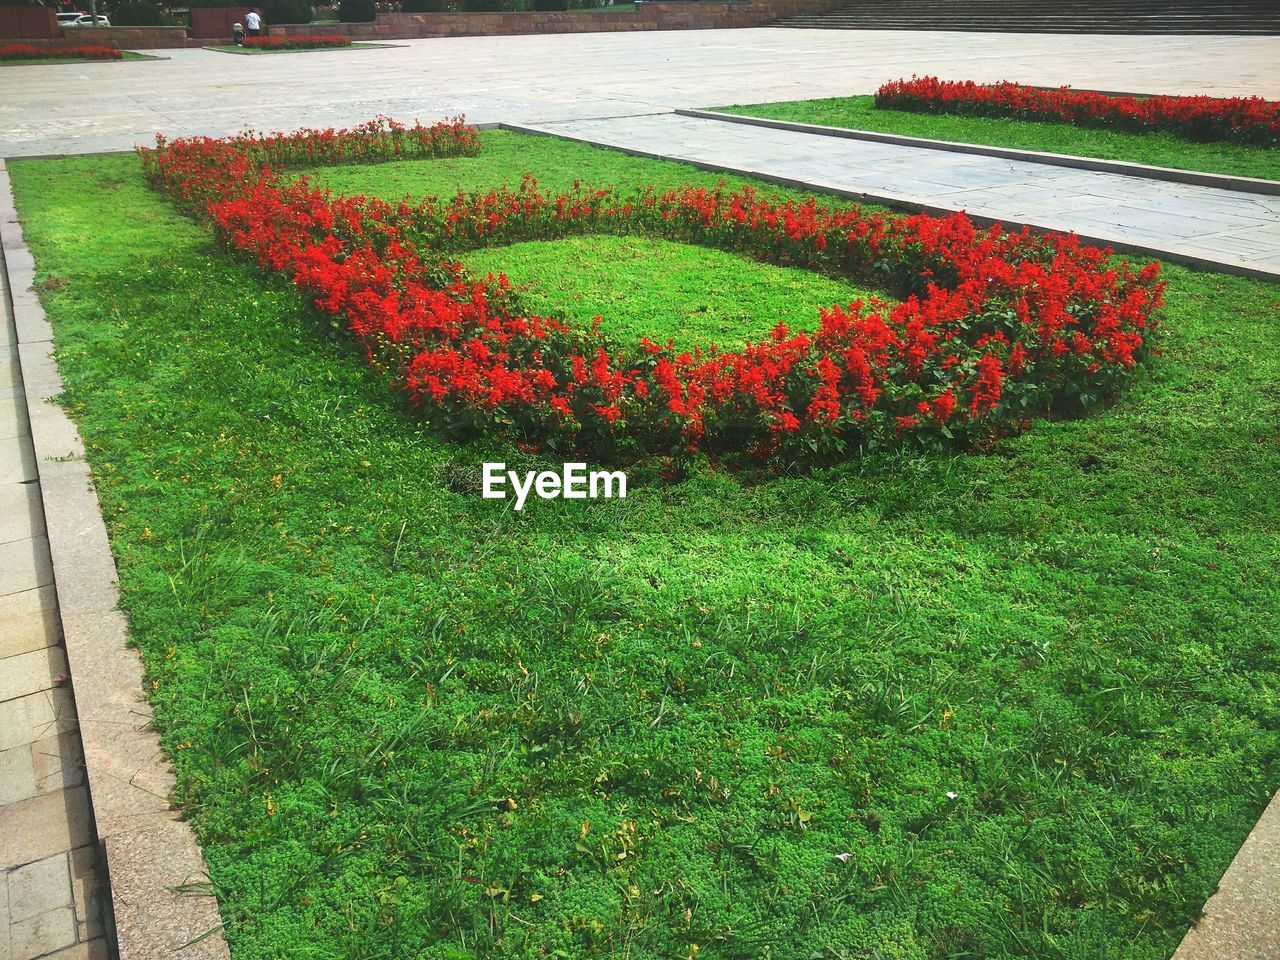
[61,13,112,25]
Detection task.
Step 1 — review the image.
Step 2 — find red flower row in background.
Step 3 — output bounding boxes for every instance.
[1,43,122,61]
[140,117,1163,465]
[242,35,352,50]
[876,76,1280,146]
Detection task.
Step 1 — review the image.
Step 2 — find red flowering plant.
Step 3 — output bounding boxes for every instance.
[140,117,1163,466]
[876,76,1280,146]
[242,35,353,50]
[1,43,122,61]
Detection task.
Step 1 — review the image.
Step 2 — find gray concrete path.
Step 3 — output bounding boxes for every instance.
[0,218,111,960]
[514,112,1280,278]
[0,29,1278,157]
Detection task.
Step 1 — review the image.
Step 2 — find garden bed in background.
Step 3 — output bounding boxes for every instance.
[720,96,1280,181]
[0,44,159,64]
[8,128,1280,960]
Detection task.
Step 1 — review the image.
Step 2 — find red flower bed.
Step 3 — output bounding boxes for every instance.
[1,43,122,61]
[140,117,1163,464]
[242,35,352,50]
[876,76,1280,146]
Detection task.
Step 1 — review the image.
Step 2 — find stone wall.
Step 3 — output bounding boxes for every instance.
[55,25,190,48]
[0,7,59,40]
[269,0,841,40]
[4,0,838,48]
[190,7,265,39]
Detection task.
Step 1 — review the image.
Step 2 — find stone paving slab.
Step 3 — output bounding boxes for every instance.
[514,113,1280,280]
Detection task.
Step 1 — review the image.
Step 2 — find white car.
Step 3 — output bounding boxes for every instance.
[60,13,112,26]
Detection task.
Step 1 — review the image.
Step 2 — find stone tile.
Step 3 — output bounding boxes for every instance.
[0,482,44,546]
[10,906,76,960]
[0,689,77,753]
[0,436,36,485]
[0,878,9,960]
[0,647,68,705]
[0,398,28,443]
[0,745,37,806]
[7,853,72,922]
[0,537,53,599]
[31,735,84,795]
[40,939,111,960]
[67,847,103,928]
[0,586,60,660]
[0,786,93,870]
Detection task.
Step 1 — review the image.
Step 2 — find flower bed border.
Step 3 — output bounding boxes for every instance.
[140,117,1164,466]
[875,76,1280,147]
[242,34,352,49]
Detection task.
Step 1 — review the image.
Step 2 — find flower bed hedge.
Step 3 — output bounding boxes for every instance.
[0,43,122,61]
[140,117,1163,465]
[876,76,1280,147]
[242,34,352,49]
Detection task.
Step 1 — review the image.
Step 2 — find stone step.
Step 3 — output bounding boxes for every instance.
[767,0,1280,33]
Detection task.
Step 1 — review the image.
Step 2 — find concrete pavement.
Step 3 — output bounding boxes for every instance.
[1,29,1279,157]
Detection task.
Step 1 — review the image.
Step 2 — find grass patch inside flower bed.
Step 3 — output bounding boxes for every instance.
[9,128,1280,960]
[459,234,885,351]
[719,96,1280,181]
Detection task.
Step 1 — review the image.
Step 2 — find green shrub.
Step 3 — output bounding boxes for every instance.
[111,0,168,24]
[264,0,311,22]
[337,0,374,19]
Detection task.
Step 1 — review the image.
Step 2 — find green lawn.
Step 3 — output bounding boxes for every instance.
[9,130,1280,960]
[719,96,1280,182]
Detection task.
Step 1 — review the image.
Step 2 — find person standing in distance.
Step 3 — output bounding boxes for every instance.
[245,8,261,36]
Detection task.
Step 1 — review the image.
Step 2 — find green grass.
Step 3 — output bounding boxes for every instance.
[460,235,883,350]
[9,130,1280,960]
[719,96,1280,182]
[0,51,157,65]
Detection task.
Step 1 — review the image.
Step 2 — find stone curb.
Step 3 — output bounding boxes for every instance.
[0,160,231,960]
[1173,789,1280,959]
[674,109,1280,198]
[499,119,1280,283]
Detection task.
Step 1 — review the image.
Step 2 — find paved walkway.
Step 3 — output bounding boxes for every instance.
[1,230,110,959]
[0,30,1278,157]
[514,112,1280,278]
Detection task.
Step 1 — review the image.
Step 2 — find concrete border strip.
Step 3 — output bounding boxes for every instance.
[0,159,231,960]
[674,108,1280,198]
[1173,789,1280,958]
[500,120,1280,282]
